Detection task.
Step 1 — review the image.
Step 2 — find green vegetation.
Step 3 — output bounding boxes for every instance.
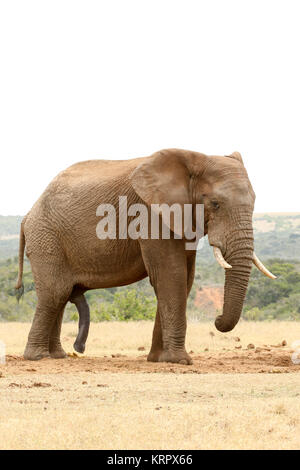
[244,260,300,321]
[1,256,299,323]
[0,257,157,322]
[254,231,300,260]
[84,289,156,322]
[0,213,299,322]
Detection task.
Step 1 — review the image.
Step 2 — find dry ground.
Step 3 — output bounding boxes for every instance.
[0,321,300,449]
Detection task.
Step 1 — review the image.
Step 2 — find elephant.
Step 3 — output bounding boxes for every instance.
[15,148,275,363]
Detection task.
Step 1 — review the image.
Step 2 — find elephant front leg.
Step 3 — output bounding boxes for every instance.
[141,240,192,365]
[153,289,192,365]
[148,252,196,365]
[147,309,192,364]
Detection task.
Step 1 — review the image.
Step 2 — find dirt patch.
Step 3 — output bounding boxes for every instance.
[1,322,300,450]
[2,348,299,376]
[194,286,224,313]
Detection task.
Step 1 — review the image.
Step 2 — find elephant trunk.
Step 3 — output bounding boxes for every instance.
[214,211,254,332]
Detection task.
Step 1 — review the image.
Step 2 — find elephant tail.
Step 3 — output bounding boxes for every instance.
[15,218,26,301]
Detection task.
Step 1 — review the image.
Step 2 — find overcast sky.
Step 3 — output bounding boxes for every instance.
[0,1,299,215]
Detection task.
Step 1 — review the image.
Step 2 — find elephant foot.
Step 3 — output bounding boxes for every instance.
[49,343,67,359]
[147,349,193,365]
[24,344,50,361]
[147,349,162,363]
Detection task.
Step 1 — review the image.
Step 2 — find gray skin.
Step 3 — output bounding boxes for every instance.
[16,149,255,363]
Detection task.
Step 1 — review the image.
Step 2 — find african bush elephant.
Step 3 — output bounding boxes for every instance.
[15,149,275,363]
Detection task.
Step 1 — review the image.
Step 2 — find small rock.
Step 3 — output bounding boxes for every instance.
[138,346,145,351]
[209,331,215,337]
[82,381,87,385]
[234,337,241,342]
[204,348,209,352]
[189,350,194,354]
[235,345,242,349]
[111,354,122,358]
[33,382,51,388]
[247,343,255,350]
[282,340,287,346]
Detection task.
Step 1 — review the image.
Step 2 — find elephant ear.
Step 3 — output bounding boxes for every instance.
[227,151,244,165]
[130,150,192,236]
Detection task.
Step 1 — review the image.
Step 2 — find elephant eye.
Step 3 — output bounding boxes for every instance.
[211,201,220,210]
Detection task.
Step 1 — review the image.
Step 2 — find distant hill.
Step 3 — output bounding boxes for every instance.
[1,213,300,261]
[0,216,23,259]
[253,212,300,232]
[0,215,23,237]
[252,212,300,260]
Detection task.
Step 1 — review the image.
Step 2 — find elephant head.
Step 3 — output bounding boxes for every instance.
[131,149,276,332]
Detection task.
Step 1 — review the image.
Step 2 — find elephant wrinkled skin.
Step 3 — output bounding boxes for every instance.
[15,149,274,362]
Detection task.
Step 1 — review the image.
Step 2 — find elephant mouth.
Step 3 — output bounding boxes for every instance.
[211,244,276,279]
[212,245,232,269]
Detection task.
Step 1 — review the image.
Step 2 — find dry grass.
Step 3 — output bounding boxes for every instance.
[2,320,300,357]
[0,321,300,450]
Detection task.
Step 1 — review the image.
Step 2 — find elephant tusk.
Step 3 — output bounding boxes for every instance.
[213,246,232,269]
[253,253,277,279]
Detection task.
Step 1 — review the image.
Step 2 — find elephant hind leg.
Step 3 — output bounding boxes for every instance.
[24,295,71,361]
[49,307,67,359]
[147,308,163,362]
[69,288,90,354]
[24,277,73,361]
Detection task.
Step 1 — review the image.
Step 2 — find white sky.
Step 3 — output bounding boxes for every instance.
[0,0,299,215]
